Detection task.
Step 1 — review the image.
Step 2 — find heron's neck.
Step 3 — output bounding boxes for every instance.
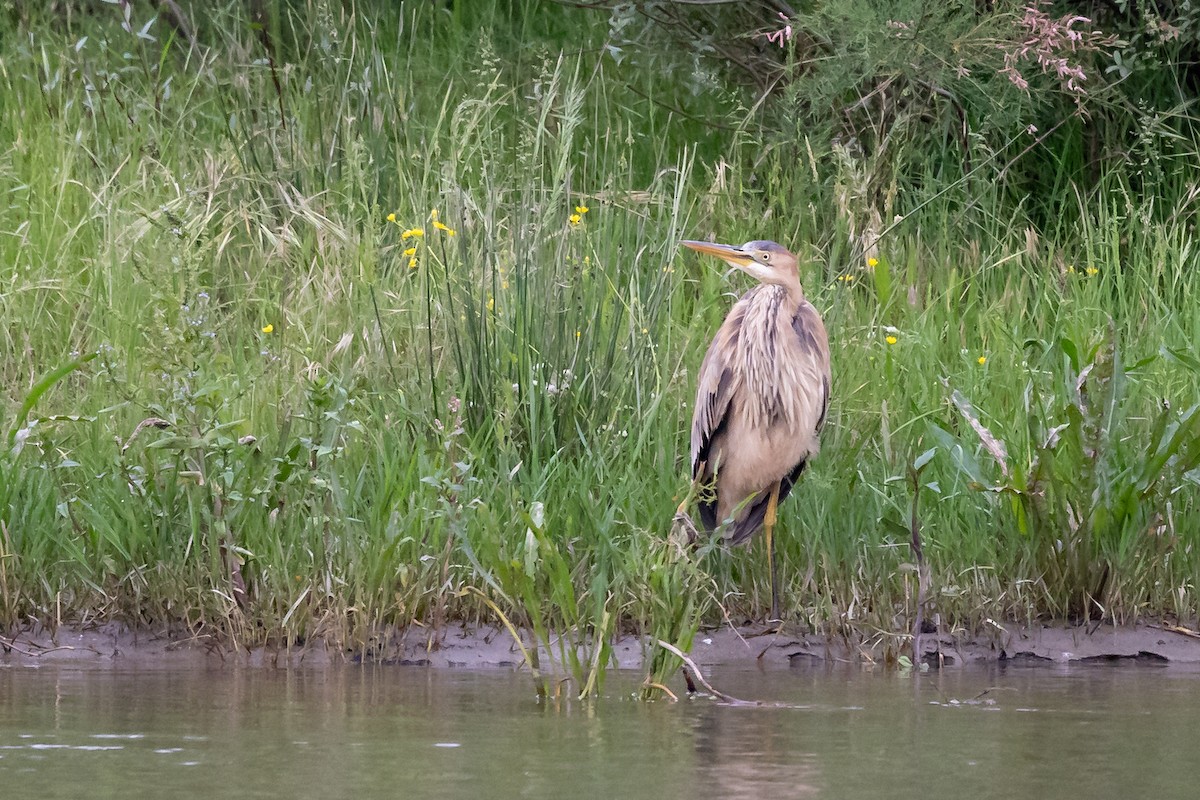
[746,284,799,325]
[761,271,804,305]
[738,285,797,427]
[760,278,804,308]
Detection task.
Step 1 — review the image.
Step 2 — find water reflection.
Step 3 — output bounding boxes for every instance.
[690,705,820,798]
[1,662,1198,799]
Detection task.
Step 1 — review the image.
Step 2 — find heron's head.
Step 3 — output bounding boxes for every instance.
[680,239,800,289]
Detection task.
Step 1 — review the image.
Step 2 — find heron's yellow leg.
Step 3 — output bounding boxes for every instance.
[765,482,782,622]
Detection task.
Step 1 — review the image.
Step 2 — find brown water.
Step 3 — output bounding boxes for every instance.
[1,662,1196,799]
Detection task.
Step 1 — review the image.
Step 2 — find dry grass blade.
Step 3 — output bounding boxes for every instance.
[949,388,1010,477]
[463,587,546,696]
[121,417,171,452]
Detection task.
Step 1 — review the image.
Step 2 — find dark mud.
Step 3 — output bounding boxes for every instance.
[4,619,1200,671]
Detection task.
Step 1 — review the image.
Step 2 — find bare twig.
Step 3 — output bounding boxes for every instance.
[0,634,99,658]
[1148,623,1200,640]
[656,639,758,705]
[623,83,744,133]
[248,0,287,131]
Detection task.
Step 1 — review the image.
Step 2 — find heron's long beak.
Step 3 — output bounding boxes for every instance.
[680,240,753,267]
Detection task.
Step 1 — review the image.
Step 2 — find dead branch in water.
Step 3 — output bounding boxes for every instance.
[656,639,758,706]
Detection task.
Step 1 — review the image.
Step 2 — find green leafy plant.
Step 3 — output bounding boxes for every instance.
[933,324,1200,619]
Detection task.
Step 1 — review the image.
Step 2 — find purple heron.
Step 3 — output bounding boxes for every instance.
[677,239,830,621]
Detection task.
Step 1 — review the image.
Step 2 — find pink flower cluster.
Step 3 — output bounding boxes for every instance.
[1000,2,1115,98]
[763,12,793,47]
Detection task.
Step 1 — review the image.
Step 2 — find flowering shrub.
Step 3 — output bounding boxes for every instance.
[999,3,1116,102]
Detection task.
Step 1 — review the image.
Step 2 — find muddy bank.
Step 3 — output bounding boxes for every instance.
[5,619,1200,671]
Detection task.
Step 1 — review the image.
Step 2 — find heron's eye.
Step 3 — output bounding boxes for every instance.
[760,252,770,263]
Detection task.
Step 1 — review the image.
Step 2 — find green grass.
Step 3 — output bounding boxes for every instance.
[1,1,1199,692]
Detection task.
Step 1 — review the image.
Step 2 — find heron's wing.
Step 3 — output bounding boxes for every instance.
[690,334,736,532]
[690,350,734,478]
[690,312,741,481]
[791,301,831,436]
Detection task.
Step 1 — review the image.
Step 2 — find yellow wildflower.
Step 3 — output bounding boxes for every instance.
[1067,265,1076,273]
[886,335,898,345]
[262,324,274,334]
[487,296,495,312]
[408,258,418,269]
[837,274,855,283]
[978,356,987,365]
[401,227,425,239]
[403,246,417,257]
[1086,266,1099,276]
[387,212,396,223]
[867,257,879,268]
[568,214,582,226]
[574,204,589,215]
[575,330,581,338]
[433,220,457,236]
